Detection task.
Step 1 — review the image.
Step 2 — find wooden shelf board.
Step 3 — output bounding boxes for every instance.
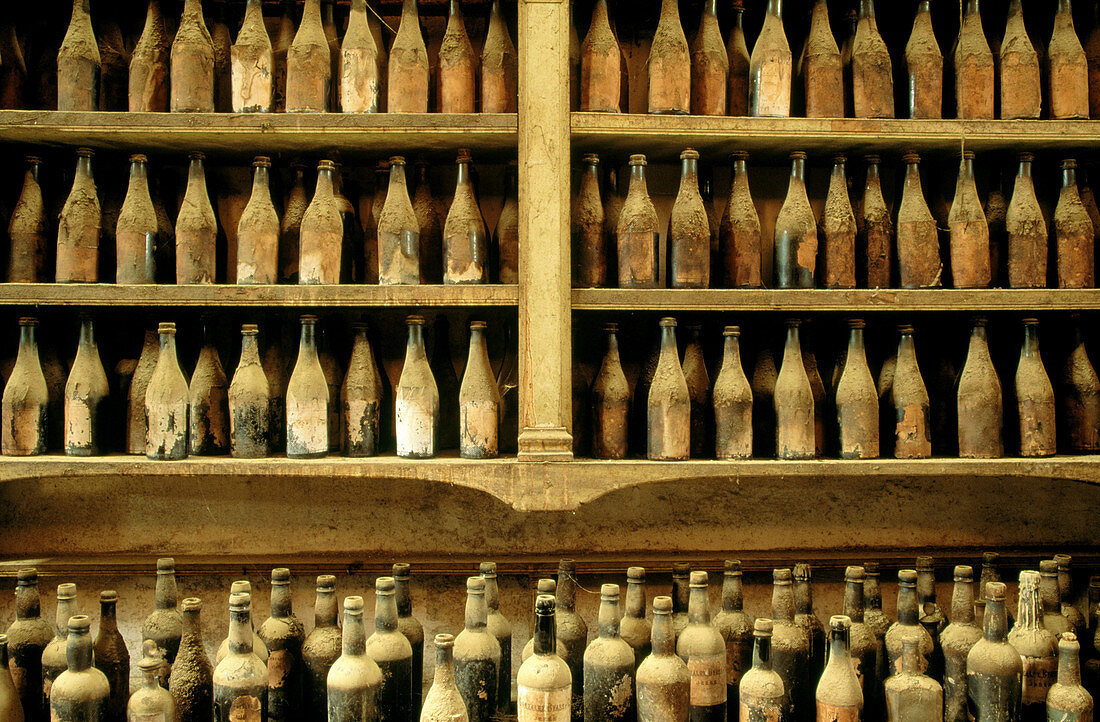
[572,113,1100,160]
[0,111,518,158]
[0,283,518,308]
[2,454,1098,513]
[571,288,1100,312]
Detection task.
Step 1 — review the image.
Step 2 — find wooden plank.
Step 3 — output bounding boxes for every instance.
[572,113,1100,161]
[572,288,1100,312]
[0,283,518,307]
[0,111,518,158]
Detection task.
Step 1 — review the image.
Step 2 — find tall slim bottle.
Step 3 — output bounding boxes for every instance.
[861,155,892,288]
[41,584,79,708]
[56,148,100,284]
[647,0,689,114]
[1008,570,1057,717]
[573,153,607,288]
[413,161,444,283]
[823,156,857,289]
[885,570,934,676]
[892,325,931,459]
[1049,0,1090,119]
[590,323,628,459]
[750,0,792,117]
[669,149,709,288]
[897,153,942,288]
[496,161,519,283]
[636,596,689,722]
[229,0,272,114]
[48,616,108,721]
[915,557,946,684]
[957,318,1003,458]
[481,0,517,113]
[949,152,990,288]
[116,154,157,284]
[438,0,476,113]
[286,314,329,458]
[391,563,424,716]
[188,320,229,456]
[175,152,217,284]
[1055,158,1095,289]
[816,616,863,719]
[955,0,994,119]
[690,0,727,116]
[171,0,215,112]
[57,0,99,111]
[941,566,982,722]
[395,315,438,458]
[63,317,108,456]
[129,0,170,112]
[775,319,815,460]
[724,1,749,115]
[258,569,305,721]
[145,323,188,460]
[8,155,46,283]
[2,318,48,456]
[774,152,816,289]
[852,0,893,118]
[770,569,808,719]
[1016,318,1056,457]
[794,563,826,693]
[554,560,587,722]
[377,156,420,285]
[713,326,752,460]
[739,619,785,720]
[837,318,878,458]
[720,152,761,288]
[842,567,878,713]
[580,0,620,113]
[444,150,488,284]
[5,568,52,720]
[341,323,382,457]
[421,633,465,722]
[454,577,502,722]
[366,577,413,722]
[1040,560,1073,641]
[388,0,429,113]
[228,324,270,459]
[286,0,330,112]
[1006,153,1046,288]
[459,320,500,459]
[213,593,267,722]
[906,1,942,119]
[299,160,343,285]
[802,0,843,119]
[517,595,571,722]
[303,576,341,722]
[1054,555,1087,640]
[676,571,726,721]
[327,596,382,722]
[237,157,279,285]
[647,317,689,461]
[617,154,659,288]
[480,562,512,713]
[712,561,752,707]
[341,0,381,114]
[620,568,652,672]
[999,0,1041,120]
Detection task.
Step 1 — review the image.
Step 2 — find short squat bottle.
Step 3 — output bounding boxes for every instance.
[327,596,382,722]
[145,323,188,460]
[129,640,174,721]
[287,315,329,458]
[213,593,267,722]
[49,616,109,721]
[636,596,689,722]
[647,317,689,461]
[2,317,48,456]
[967,582,1022,721]
[395,315,438,459]
[517,595,571,722]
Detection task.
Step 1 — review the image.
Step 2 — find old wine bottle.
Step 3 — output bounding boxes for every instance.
[617,155,659,288]
[955,0,994,119]
[63,317,108,456]
[815,615,863,720]
[720,151,761,288]
[188,320,229,456]
[1000,0,1041,120]
[647,0,689,114]
[636,596,689,722]
[388,0,429,113]
[175,152,217,284]
[647,317,689,461]
[327,596,383,722]
[770,569,808,720]
[481,0,517,113]
[727,1,750,115]
[669,149,709,288]
[300,160,343,285]
[517,595,571,722]
[396,315,439,459]
[750,0,792,117]
[56,148,100,284]
[1046,633,1093,719]
[438,0,476,113]
[258,569,305,721]
[1006,153,1046,289]
[713,326,752,460]
[885,637,942,721]
[480,562,512,714]
[421,633,465,722]
[444,150,488,284]
[170,0,215,112]
[212,593,267,722]
[949,151,990,289]
[1055,158,1095,289]
[885,570,934,677]
[366,577,413,722]
[957,318,1003,458]
[676,571,726,721]
[129,0,170,112]
[286,0,331,113]
[1016,318,1056,458]
[823,156,857,289]
[739,619,785,720]
[690,0,727,116]
[620,568,652,672]
[378,156,420,286]
[129,640,173,721]
[775,319,814,460]
[1049,0,1090,120]
[2,318,48,456]
[573,154,607,288]
[836,319,878,459]
[852,0,893,118]
[1008,570,1057,716]
[897,152,942,288]
[774,152,817,289]
[48,616,108,721]
[287,315,328,458]
[237,157,280,285]
[906,1,942,119]
[302,576,340,722]
[5,568,52,719]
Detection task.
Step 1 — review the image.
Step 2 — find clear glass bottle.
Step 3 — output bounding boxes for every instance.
[128,640,174,721]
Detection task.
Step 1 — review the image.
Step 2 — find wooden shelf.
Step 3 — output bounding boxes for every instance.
[0,111,518,158]
[571,288,1100,312]
[572,113,1100,161]
[2,454,1098,513]
[0,283,518,308]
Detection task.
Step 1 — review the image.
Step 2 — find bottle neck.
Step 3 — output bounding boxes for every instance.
[831,162,847,187]
[959,157,975,184]
[672,575,689,615]
[55,598,76,637]
[315,590,338,628]
[1023,325,1040,358]
[229,608,255,655]
[433,643,456,685]
[483,576,501,612]
[901,641,921,674]
[847,327,865,365]
[722,573,743,612]
[405,324,426,363]
[182,607,202,641]
[898,585,919,625]
[625,580,646,617]
[1018,159,1033,181]
[605,331,621,363]
[966,0,980,16]
[71,0,91,20]
[688,587,710,624]
[898,332,917,366]
[78,320,94,352]
[465,590,487,631]
[829,625,851,665]
[722,335,742,372]
[1041,575,1061,615]
[16,325,38,366]
[141,667,159,691]
[1058,0,1073,15]
[628,164,648,196]
[794,578,813,616]
[951,580,975,623]
[866,162,881,190]
[984,599,1008,642]
[187,158,206,190]
[240,334,261,365]
[66,627,93,672]
[394,576,413,617]
[533,610,557,656]
[767,0,782,19]
[651,612,674,655]
[156,571,178,610]
[467,328,488,367]
[375,593,398,633]
[859,0,875,19]
[342,611,366,656]
[271,584,292,618]
[598,597,621,638]
[969,326,989,359]
[773,584,795,622]
[129,160,149,192]
[299,322,318,362]
[843,581,864,623]
[904,162,923,192]
[790,158,806,184]
[1064,167,1079,190]
[753,633,772,671]
[303,0,322,24]
[316,168,334,198]
[659,326,677,358]
[1058,641,1082,685]
[917,569,936,606]
[865,575,882,611]
[783,327,802,365]
[252,165,271,197]
[15,582,40,619]
[456,161,471,188]
[244,0,263,22]
[389,162,408,194]
[76,156,94,183]
[680,157,699,188]
[99,601,117,632]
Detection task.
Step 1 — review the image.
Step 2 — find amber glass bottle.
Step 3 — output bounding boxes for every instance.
[897,152,942,288]
[573,153,607,288]
[438,0,476,114]
[8,155,46,283]
[906,1,942,119]
[774,152,817,289]
[63,317,108,457]
[176,152,217,284]
[999,0,1041,120]
[957,318,1003,458]
[1055,159,1095,289]
[444,150,488,284]
[949,152,990,288]
[836,319,878,459]
[750,0,792,117]
[591,323,629,459]
[775,319,814,460]
[647,0,689,115]
[690,0,727,116]
[955,0,994,119]
[56,148,100,284]
[713,326,752,460]
[647,317,689,461]
[823,156,857,289]
[286,315,329,458]
[388,0,429,113]
[720,151,761,288]
[129,0,170,112]
[852,0,893,118]
[617,154,659,288]
[378,156,421,286]
[170,0,214,112]
[396,315,439,459]
[669,149,709,288]
[482,0,517,113]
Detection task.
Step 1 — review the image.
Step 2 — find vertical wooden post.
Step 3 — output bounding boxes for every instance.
[517,0,573,461]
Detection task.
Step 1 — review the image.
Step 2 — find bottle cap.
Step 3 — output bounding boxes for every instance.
[535,594,556,614]
[466,577,485,594]
[1054,554,1072,570]
[960,150,975,160]
[317,160,335,171]
[181,597,202,612]
[680,149,700,161]
[67,615,91,634]
[536,578,556,594]
[130,153,148,164]
[723,326,740,337]
[583,153,600,164]
[157,322,176,334]
[57,583,77,600]
[986,581,1007,601]
[470,320,488,331]
[253,156,271,167]
[435,632,455,647]
[659,317,677,328]
[389,155,407,166]
[790,151,807,161]
[241,323,259,335]
[773,568,792,584]
[456,149,473,164]
[793,563,811,581]
[99,590,118,604]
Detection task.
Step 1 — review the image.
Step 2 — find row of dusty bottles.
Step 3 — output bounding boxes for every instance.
[7,149,516,285]
[0,313,511,460]
[578,314,1100,461]
[575,0,1098,121]
[45,0,516,114]
[4,553,1097,722]
[576,148,1097,290]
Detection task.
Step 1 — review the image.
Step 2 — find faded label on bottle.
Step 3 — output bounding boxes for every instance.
[460,400,499,456]
[286,397,328,455]
[267,649,293,688]
[739,697,784,722]
[341,49,381,113]
[229,695,263,722]
[517,684,571,722]
[1020,654,1056,704]
[618,231,659,286]
[688,653,726,706]
[64,398,93,448]
[815,701,860,721]
[396,398,436,457]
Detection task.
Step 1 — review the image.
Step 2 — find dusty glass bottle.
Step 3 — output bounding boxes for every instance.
[886,570,934,677]
[711,561,753,707]
[126,329,159,455]
[256,569,304,722]
[863,562,892,701]
[647,0,689,114]
[114,154,157,284]
[957,318,1003,458]
[521,580,566,664]
[999,0,1041,120]
[286,315,328,458]
[724,1,749,116]
[236,157,279,285]
[815,615,863,719]
[188,321,229,456]
[459,320,500,459]
[713,326,752,460]
[482,0,517,113]
[430,317,460,451]
[412,161,444,284]
[841,567,878,711]
[802,0,843,119]
[421,633,465,722]
[775,152,817,289]
[897,153,942,288]
[619,568,651,672]
[720,152,761,288]
[906,1,942,119]
[209,2,232,112]
[42,583,79,709]
[227,324,269,459]
[56,148,100,284]
[1049,0,1090,119]
[915,557,946,684]
[770,569,808,719]
[739,618,785,720]
[8,155,46,283]
[852,0,893,118]
[91,591,128,721]
[823,156,857,288]
[1016,318,1056,458]
[444,150,488,284]
[676,571,726,721]
[496,161,519,284]
[145,323,188,460]
[617,154,659,287]
[286,0,329,112]
[366,577,413,722]
[262,325,290,453]
[636,595,688,721]
[279,162,308,282]
[377,156,420,285]
[128,640,172,721]
[591,323,629,459]
[479,562,512,712]
[1041,560,1073,640]
[137,559,181,685]
[175,152,217,284]
[438,0,476,113]
[794,563,826,695]
[1054,555,1086,640]
[394,315,438,458]
[1055,159,1095,289]
[216,583,269,669]
[1008,570,1057,717]
[326,596,381,722]
[129,0,170,112]
[891,325,931,456]
[689,0,727,116]
[341,323,382,457]
[212,593,267,722]
[299,160,343,285]
[300,576,340,722]
[573,153,607,288]
[6,568,52,719]
[775,319,815,460]
[860,155,892,288]
[339,0,380,114]
[940,565,982,722]
[1047,633,1093,719]
[168,597,211,721]
[2,318,48,456]
[454,577,502,722]
[229,0,272,114]
[49,616,108,721]
[682,326,709,458]
[955,0,994,119]
[518,595,571,722]
[949,152,990,289]
[668,149,709,288]
[57,0,100,111]
[390,563,424,717]
[647,317,689,461]
[170,0,214,112]
[580,0,621,113]
[837,319,878,459]
[388,0,429,112]
[885,637,942,722]
[750,0,792,117]
[554,560,587,721]
[1005,153,1046,288]
[63,317,108,457]
[672,563,691,642]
